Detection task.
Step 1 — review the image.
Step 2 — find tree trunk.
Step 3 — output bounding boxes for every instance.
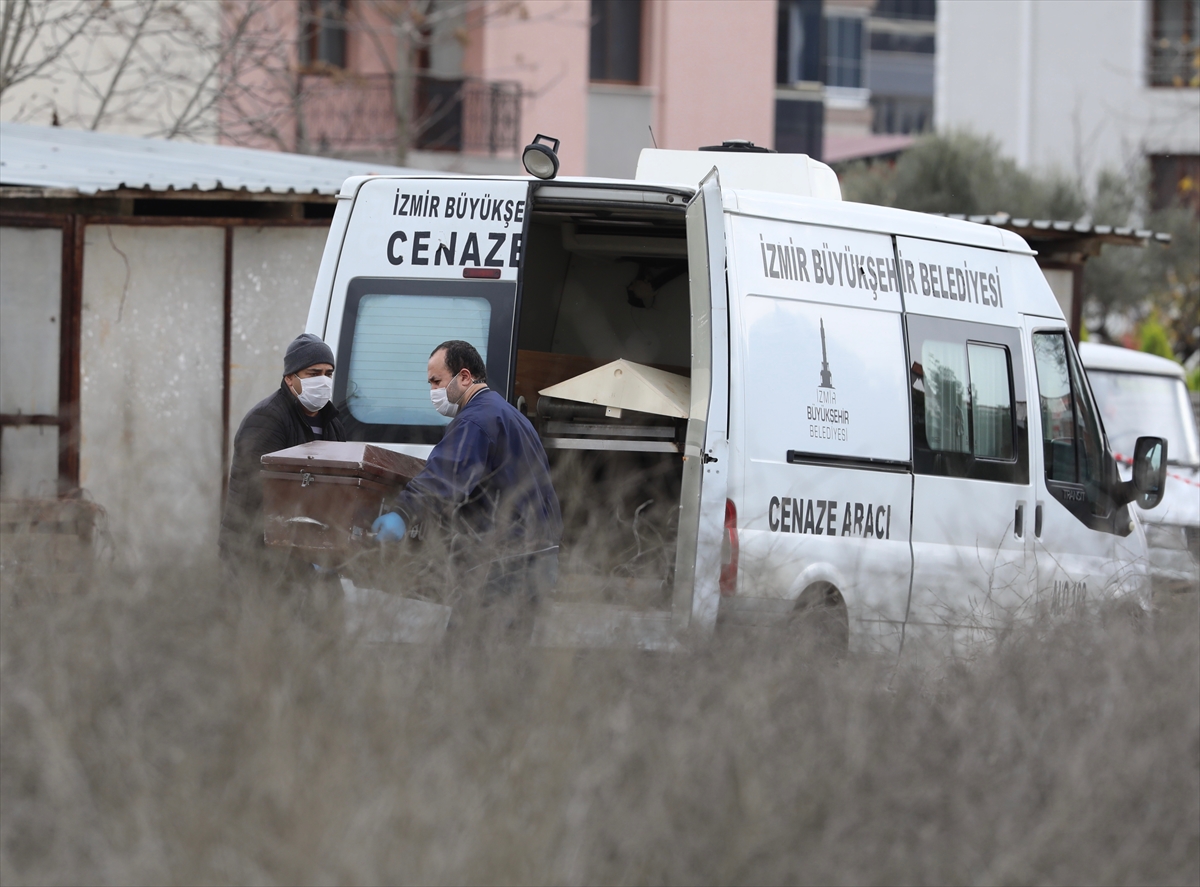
[391,21,412,167]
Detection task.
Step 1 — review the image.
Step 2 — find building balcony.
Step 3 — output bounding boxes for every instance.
[297,72,522,160]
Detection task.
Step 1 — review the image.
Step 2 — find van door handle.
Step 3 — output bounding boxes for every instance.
[1035,503,1044,538]
[1014,503,1024,538]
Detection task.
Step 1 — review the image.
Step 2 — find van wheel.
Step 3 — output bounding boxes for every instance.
[790,583,849,659]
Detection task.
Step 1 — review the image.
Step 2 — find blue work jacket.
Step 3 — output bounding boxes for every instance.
[396,388,562,550]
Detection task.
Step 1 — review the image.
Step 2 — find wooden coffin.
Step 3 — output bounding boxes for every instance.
[260,441,425,551]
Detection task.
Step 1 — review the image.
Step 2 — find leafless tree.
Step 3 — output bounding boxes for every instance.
[2,0,532,162]
[0,0,104,96]
[219,0,528,165]
[0,0,268,141]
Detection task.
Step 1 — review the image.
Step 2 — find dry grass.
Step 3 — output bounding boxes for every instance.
[1,552,1197,886]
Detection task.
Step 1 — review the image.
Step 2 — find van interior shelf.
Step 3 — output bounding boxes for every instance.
[543,421,675,439]
[542,438,680,453]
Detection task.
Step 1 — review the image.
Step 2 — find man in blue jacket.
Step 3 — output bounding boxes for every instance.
[372,340,562,615]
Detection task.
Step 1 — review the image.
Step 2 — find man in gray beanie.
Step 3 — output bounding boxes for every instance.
[219,332,346,571]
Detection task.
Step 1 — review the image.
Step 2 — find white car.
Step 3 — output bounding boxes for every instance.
[1081,341,1200,593]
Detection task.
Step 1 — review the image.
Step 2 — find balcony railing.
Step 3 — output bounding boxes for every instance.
[298,73,522,157]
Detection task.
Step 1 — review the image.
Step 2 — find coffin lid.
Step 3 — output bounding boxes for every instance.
[261,441,425,484]
[539,359,690,419]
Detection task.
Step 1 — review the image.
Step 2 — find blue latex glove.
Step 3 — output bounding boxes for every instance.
[372,511,407,542]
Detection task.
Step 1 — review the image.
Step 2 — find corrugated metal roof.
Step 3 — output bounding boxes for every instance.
[940,212,1172,246]
[0,121,425,197]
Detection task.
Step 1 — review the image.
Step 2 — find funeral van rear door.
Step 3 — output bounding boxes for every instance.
[673,169,730,633]
[321,177,530,453]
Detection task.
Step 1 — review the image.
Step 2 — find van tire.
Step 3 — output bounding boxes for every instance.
[790,583,849,658]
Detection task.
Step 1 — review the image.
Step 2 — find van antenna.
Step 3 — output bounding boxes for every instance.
[648,126,658,149]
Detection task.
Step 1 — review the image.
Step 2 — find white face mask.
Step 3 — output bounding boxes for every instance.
[296,375,333,411]
[431,385,459,418]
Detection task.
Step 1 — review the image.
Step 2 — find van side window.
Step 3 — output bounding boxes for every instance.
[907,316,1028,484]
[921,340,970,454]
[1032,331,1109,514]
[967,343,1014,460]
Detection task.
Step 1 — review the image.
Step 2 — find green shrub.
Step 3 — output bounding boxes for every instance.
[1140,315,1178,361]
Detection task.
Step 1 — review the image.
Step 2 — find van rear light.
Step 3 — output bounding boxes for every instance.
[720,498,738,597]
[463,268,502,279]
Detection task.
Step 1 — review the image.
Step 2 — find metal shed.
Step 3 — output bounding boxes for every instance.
[0,123,421,564]
[939,213,1172,343]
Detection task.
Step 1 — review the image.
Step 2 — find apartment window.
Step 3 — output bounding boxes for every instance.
[299,0,348,70]
[775,97,824,157]
[776,0,823,84]
[825,16,864,88]
[873,0,936,21]
[1149,0,1200,87]
[871,95,933,134]
[1150,154,1200,215]
[868,30,935,54]
[590,0,642,83]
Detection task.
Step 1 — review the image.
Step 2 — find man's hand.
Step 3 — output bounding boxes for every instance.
[372,512,407,542]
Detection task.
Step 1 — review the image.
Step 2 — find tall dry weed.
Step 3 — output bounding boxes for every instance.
[1,553,1197,885]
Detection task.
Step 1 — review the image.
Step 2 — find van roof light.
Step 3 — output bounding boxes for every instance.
[522,134,560,180]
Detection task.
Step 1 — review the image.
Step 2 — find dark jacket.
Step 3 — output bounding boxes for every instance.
[219,380,346,564]
[396,388,562,553]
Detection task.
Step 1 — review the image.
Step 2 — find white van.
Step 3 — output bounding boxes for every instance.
[1081,342,1199,593]
[305,147,1168,652]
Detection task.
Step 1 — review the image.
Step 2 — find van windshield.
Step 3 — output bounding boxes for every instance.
[1087,371,1200,467]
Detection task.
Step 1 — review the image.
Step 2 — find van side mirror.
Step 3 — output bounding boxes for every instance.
[1117,436,1168,510]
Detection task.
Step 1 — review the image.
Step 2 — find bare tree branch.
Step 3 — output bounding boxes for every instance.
[0,0,105,95]
[164,0,262,139]
[90,0,159,130]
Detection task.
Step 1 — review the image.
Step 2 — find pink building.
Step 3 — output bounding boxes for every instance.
[219,1,918,176]
[219,0,777,176]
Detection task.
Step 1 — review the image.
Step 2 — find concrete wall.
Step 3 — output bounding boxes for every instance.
[0,227,62,498]
[936,0,1200,179]
[227,226,328,459]
[80,226,225,564]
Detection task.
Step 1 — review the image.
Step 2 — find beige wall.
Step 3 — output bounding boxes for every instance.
[227,226,328,460]
[80,225,225,564]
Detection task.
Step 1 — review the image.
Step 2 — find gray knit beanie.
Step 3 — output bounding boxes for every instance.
[284,333,335,376]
